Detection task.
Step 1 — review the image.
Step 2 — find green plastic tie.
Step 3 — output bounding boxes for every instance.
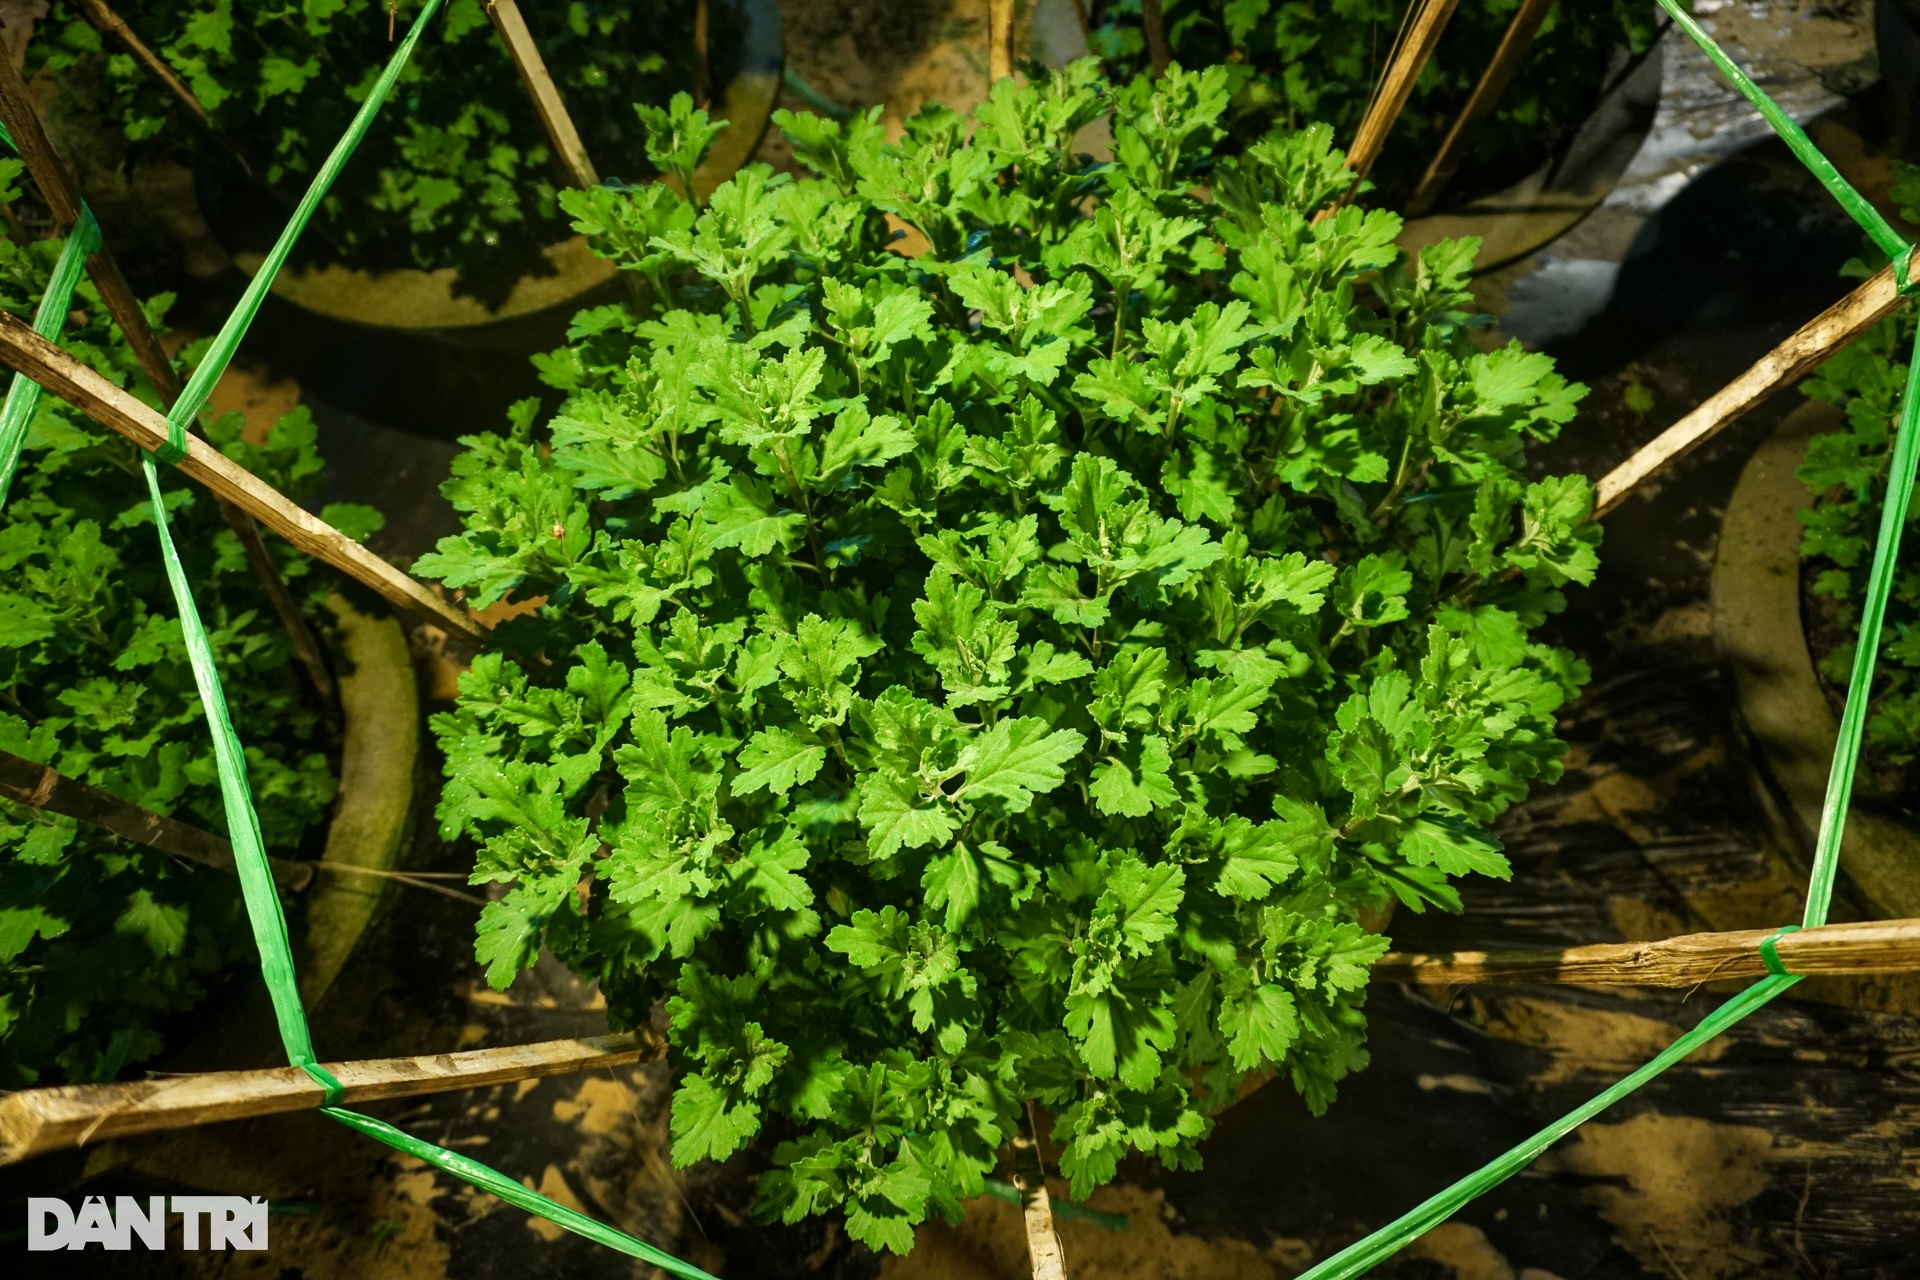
[145,445,712,1275]
[118,5,716,1267]
[1654,0,1908,266]
[153,0,446,465]
[1759,925,1802,977]
[321,1107,719,1279]
[1799,329,1920,928]
[0,207,97,506]
[142,452,319,1064]
[300,1062,345,1108]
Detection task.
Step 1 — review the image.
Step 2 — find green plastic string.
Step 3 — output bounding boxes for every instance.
[324,1108,720,1280]
[1297,12,1920,1275]
[1802,341,1920,923]
[1652,0,1909,275]
[0,207,98,506]
[1760,925,1802,977]
[1296,977,1801,1278]
[143,451,706,1267]
[301,1062,345,1108]
[110,6,713,1268]
[141,452,320,1065]
[151,0,446,465]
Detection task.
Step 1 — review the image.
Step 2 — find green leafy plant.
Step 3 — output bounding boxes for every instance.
[36,0,700,296]
[421,64,1596,1253]
[0,159,383,1085]
[1087,0,1661,203]
[1796,163,1920,800]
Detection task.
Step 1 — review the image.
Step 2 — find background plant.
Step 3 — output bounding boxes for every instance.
[421,64,1597,1252]
[1088,0,1661,204]
[0,157,384,1086]
[34,0,701,297]
[1796,163,1920,805]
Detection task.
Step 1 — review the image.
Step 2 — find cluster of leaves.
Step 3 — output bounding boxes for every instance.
[36,0,699,297]
[1796,163,1920,797]
[0,158,382,1086]
[420,64,1596,1253]
[1087,0,1661,203]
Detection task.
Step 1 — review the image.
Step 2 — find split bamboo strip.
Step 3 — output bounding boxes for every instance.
[68,0,211,132]
[1404,0,1553,217]
[694,0,711,107]
[0,310,489,647]
[989,0,1017,85]
[67,0,302,211]
[1345,0,1463,184]
[484,0,600,190]
[0,748,481,903]
[0,1032,660,1164]
[0,747,308,890]
[1140,0,1172,79]
[1012,1103,1067,1280]
[0,54,341,725]
[1375,917,1920,988]
[1592,263,1904,517]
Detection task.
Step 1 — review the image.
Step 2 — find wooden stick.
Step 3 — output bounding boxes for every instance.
[1012,1101,1067,1280]
[1140,0,1172,78]
[1404,0,1553,217]
[67,0,209,130]
[989,0,1017,85]
[0,1031,660,1164]
[1068,0,1093,43]
[693,0,711,109]
[67,0,272,187]
[484,0,600,190]
[1345,0,1463,184]
[0,749,477,902]
[1592,264,1904,518]
[1375,917,1920,988]
[0,310,488,647]
[0,53,343,729]
[0,747,310,891]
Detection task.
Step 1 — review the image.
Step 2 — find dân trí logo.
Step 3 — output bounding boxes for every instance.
[27,1196,269,1251]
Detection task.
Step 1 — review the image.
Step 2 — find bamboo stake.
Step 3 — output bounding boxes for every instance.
[0,748,481,903]
[67,0,312,219]
[990,0,1018,85]
[484,0,600,190]
[0,911,1912,1165]
[1345,0,1463,185]
[68,0,212,133]
[0,53,342,731]
[1375,917,1920,988]
[1068,0,1093,44]
[0,747,308,890]
[0,1031,660,1164]
[1140,0,1171,78]
[0,310,489,647]
[1592,263,1904,518]
[1012,1102,1067,1280]
[694,0,711,108]
[1403,0,1553,217]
